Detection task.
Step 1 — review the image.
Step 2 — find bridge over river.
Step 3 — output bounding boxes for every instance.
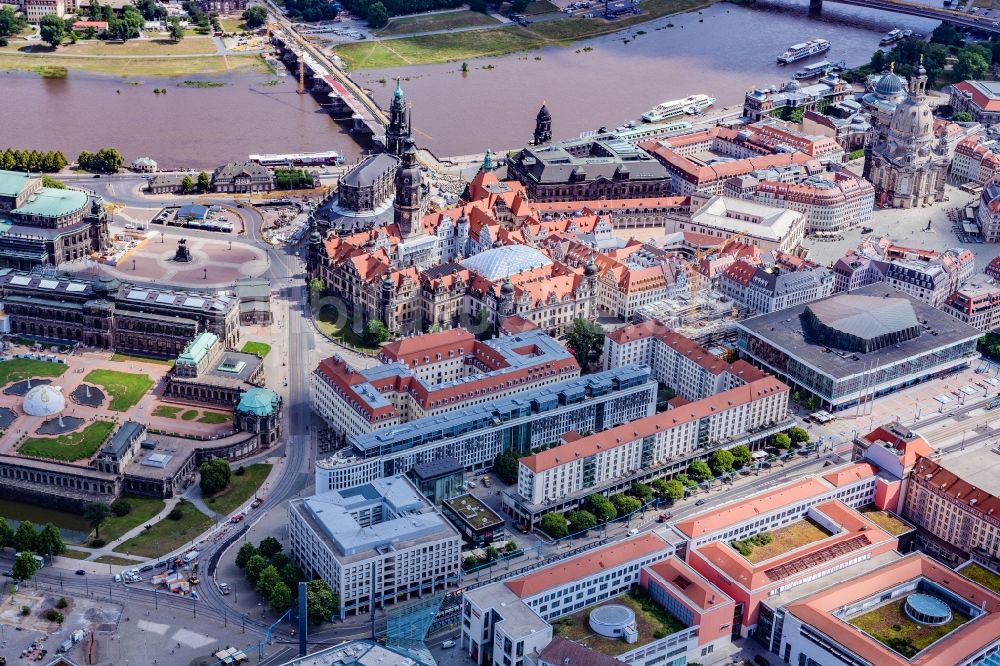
[810,0,1000,33]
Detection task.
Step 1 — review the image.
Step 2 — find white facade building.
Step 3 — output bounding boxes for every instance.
[287,475,461,619]
[685,196,805,254]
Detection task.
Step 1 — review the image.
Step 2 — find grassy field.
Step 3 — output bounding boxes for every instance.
[335,0,712,69]
[374,10,501,37]
[241,341,272,358]
[850,598,969,658]
[111,353,175,367]
[523,0,560,14]
[19,421,116,462]
[860,506,913,536]
[315,304,378,351]
[0,358,68,387]
[61,550,91,560]
[0,52,263,77]
[48,37,218,56]
[205,463,271,515]
[961,563,1000,594]
[152,405,183,418]
[93,496,166,544]
[83,369,155,411]
[95,554,141,565]
[198,411,231,424]
[220,18,247,32]
[114,501,214,558]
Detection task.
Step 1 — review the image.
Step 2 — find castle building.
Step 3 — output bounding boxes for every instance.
[863,61,951,209]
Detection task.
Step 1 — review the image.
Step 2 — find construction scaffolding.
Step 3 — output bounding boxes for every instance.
[634,288,744,344]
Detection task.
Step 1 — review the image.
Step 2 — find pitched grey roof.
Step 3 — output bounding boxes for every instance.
[340,153,399,189]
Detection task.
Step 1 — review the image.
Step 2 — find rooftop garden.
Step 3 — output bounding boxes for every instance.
[960,563,1000,594]
[445,494,503,529]
[551,588,686,657]
[860,506,914,536]
[730,518,832,563]
[849,597,970,659]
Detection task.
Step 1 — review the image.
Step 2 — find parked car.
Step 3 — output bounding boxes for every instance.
[441,640,456,649]
[695,499,708,506]
[139,564,154,572]
[75,570,86,576]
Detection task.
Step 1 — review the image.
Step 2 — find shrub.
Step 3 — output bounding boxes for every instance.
[235,466,246,476]
[20,606,29,616]
[653,629,668,639]
[90,538,105,547]
[168,507,183,521]
[45,609,64,623]
[756,531,772,545]
[56,597,68,609]
[111,498,132,517]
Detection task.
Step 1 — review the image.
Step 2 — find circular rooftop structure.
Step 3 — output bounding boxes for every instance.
[802,295,920,353]
[875,70,906,97]
[23,384,66,417]
[459,245,552,282]
[904,593,952,626]
[589,605,637,639]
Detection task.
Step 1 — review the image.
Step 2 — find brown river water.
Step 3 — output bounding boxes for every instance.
[3,0,940,167]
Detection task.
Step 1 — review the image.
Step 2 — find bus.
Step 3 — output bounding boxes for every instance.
[15,552,44,569]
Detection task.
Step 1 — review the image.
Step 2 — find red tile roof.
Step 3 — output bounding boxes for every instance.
[644,556,733,612]
[954,80,1000,112]
[822,462,879,488]
[380,328,475,365]
[505,533,668,598]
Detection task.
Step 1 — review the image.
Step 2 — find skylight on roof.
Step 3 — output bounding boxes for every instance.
[183,297,206,308]
[38,280,58,290]
[155,293,175,304]
[9,276,31,286]
[66,283,87,293]
[126,289,149,300]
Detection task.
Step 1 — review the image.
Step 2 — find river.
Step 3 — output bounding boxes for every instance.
[0,69,366,170]
[4,0,941,166]
[353,0,940,156]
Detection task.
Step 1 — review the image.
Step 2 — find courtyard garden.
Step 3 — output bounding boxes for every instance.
[0,359,67,387]
[114,499,213,558]
[240,342,271,358]
[83,369,154,411]
[730,519,832,564]
[18,420,115,462]
[152,405,231,424]
[849,597,969,658]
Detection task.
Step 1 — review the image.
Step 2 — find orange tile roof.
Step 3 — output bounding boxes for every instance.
[644,556,733,612]
[822,462,879,488]
[693,500,896,591]
[520,376,787,474]
[674,477,829,539]
[505,533,668,598]
[786,554,1000,666]
[380,328,475,364]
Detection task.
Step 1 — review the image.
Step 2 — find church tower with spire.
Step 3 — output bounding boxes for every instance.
[385,78,411,158]
[394,137,425,238]
[533,103,552,145]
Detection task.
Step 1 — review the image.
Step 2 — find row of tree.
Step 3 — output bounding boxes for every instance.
[78,148,124,174]
[462,540,518,570]
[181,172,213,195]
[235,537,339,622]
[0,149,68,173]
[0,518,66,558]
[0,6,27,44]
[274,168,317,190]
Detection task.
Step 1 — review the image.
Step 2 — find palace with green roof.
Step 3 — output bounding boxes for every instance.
[0,169,110,269]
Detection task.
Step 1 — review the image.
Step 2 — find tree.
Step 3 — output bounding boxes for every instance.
[269,581,293,613]
[111,498,132,517]
[235,542,258,569]
[485,545,499,562]
[567,510,597,533]
[258,536,283,561]
[11,551,38,582]
[463,555,479,569]
[663,479,685,501]
[364,320,390,347]
[469,0,488,12]
[630,483,653,503]
[0,518,12,549]
[12,521,37,552]
[585,494,617,523]
[197,171,211,193]
[167,17,184,41]
[115,5,144,40]
[772,433,791,450]
[953,111,974,123]
[788,426,809,445]
[37,523,65,557]
[256,564,283,598]
[367,1,388,28]
[136,0,165,19]
[493,450,519,484]
[610,493,641,516]
[730,445,752,469]
[78,147,123,174]
[306,579,339,624]
[564,318,604,370]
[0,7,25,38]
[955,49,990,82]
[245,554,268,584]
[39,15,65,48]
[243,5,268,28]
[505,540,518,553]
[930,22,964,47]
[199,458,232,496]
[687,460,712,482]
[539,513,568,539]
[708,449,735,476]
[279,562,304,590]
[181,175,195,195]
[83,502,112,540]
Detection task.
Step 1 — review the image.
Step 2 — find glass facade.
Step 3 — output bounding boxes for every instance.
[384,592,446,666]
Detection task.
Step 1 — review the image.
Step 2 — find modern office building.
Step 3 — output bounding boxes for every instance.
[287,475,461,619]
[310,329,580,442]
[315,366,656,492]
[736,283,981,411]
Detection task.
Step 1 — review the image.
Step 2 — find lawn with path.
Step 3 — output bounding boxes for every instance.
[83,369,155,411]
[114,501,214,558]
[18,421,115,462]
[111,352,175,367]
[0,358,67,388]
[315,304,378,351]
[61,550,91,560]
[0,53,263,77]
[240,341,271,358]
[374,10,501,37]
[334,0,712,69]
[40,37,219,56]
[204,463,271,516]
[152,405,183,418]
[92,496,166,544]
